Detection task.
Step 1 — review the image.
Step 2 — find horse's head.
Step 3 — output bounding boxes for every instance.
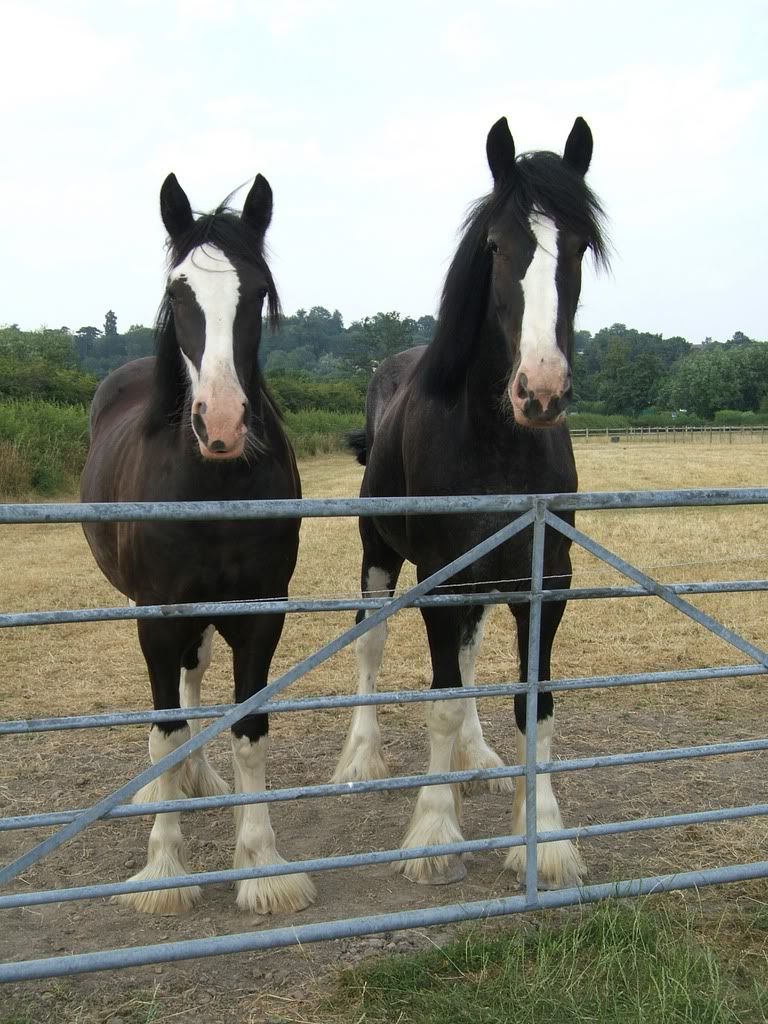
[160,173,277,460]
[485,117,607,428]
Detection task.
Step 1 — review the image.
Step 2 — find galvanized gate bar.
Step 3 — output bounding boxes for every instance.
[3,860,767,983]
[2,663,765,737]
[2,486,767,525]
[0,509,535,888]
[2,802,767,912]
[545,510,768,668]
[4,578,767,630]
[4,734,768,834]
[0,494,536,524]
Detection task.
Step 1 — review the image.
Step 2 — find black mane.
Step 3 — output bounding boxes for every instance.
[418,151,609,396]
[145,204,281,433]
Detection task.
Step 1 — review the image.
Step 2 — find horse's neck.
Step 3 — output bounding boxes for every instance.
[461,319,513,421]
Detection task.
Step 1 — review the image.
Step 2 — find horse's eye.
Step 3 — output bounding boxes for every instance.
[488,240,499,254]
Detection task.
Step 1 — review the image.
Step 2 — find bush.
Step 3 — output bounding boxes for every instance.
[0,400,89,497]
[713,409,768,426]
[283,409,365,458]
[0,357,98,405]
[267,373,366,414]
[0,399,362,497]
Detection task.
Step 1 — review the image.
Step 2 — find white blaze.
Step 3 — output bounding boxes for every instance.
[519,212,560,366]
[169,246,241,392]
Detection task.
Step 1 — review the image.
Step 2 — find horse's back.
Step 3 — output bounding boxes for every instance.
[81,359,154,595]
[366,347,425,435]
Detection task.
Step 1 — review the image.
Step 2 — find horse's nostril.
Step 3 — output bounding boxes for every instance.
[192,412,208,445]
[209,439,227,453]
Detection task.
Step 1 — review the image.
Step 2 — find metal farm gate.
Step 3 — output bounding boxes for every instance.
[1,489,767,982]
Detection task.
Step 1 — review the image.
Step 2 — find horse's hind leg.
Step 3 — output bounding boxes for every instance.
[453,607,514,795]
[331,523,403,784]
[225,614,315,915]
[117,620,203,914]
[505,600,585,889]
[178,626,229,798]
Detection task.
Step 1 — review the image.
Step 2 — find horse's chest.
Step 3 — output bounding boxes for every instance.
[122,520,298,603]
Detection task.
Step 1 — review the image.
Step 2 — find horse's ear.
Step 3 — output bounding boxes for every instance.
[486,117,516,186]
[563,117,593,176]
[241,174,273,236]
[160,173,194,240]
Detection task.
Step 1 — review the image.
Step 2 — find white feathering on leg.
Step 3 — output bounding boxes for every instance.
[232,734,315,914]
[453,610,513,794]
[179,627,229,797]
[505,713,585,888]
[116,725,202,914]
[399,699,467,885]
[332,567,390,783]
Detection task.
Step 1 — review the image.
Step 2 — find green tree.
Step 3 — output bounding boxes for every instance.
[74,325,102,362]
[346,311,417,375]
[104,310,118,337]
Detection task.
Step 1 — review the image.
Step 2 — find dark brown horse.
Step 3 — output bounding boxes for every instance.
[333,117,608,889]
[81,174,314,915]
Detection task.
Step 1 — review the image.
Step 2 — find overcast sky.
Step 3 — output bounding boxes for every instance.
[2,0,766,343]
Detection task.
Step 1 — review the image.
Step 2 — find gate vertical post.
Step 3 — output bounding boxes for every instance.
[524,498,547,904]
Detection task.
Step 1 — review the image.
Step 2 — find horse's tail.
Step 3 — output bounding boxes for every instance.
[346,427,367,466]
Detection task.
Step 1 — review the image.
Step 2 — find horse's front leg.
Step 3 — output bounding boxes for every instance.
[179,626,229,798]
[506,599,585,889]
[398,606,468,885]
[228,615,316,914]
[116,620,203,914]
[453,606,514,795]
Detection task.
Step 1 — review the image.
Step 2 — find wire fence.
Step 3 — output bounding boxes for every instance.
[1,487,767,983]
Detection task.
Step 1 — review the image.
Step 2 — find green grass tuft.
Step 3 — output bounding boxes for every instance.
[329,902,768,1024]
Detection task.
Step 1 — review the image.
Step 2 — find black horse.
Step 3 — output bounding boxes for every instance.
[332,117,608,888]
[81,174,315,915]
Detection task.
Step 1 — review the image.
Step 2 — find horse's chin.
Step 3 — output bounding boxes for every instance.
[511,408,567,430]
[197,440,247,461]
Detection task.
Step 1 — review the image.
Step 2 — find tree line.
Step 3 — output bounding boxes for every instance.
[1,313,767,421]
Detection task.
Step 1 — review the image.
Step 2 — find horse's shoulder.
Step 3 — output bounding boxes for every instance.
[89,357,154,436]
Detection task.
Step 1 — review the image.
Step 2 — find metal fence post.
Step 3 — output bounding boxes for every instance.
[525,498,547,904]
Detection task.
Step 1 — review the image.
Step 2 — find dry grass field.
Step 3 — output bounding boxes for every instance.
[1,437,767,1022]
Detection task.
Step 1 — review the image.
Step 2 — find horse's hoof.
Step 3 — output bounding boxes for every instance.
[235,872,316,915]
[331,744,388,785]
[399,854,466,886]
[505,839,586,890]
[113,857,203,915]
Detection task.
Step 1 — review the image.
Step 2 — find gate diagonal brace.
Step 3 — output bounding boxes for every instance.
[0,509,536,888]
[545,510,768,669]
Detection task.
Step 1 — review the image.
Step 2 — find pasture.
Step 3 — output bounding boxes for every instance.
[1,438,767,1022]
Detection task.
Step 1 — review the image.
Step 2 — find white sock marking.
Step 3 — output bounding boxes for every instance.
[514,714,561,829]
[506,712,585,886]
[231,733,316,912]
[146,725,190,866]
[332,567,391,782]
[232,734,275,860]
